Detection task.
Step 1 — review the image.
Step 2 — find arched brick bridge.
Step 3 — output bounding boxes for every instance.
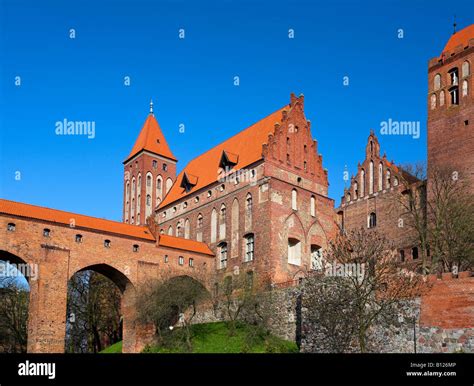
[0,199,215,353]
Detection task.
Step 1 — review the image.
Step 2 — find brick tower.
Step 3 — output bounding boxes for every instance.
[427,24,474,189]
[123,101,177,225]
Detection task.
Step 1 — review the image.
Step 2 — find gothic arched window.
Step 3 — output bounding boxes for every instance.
[462,80,468,97]
[434,74,441,91]
[462,61,470,78]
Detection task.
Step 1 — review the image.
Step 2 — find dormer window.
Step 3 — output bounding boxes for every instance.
[180,173,198,193]
[219,150,239,170]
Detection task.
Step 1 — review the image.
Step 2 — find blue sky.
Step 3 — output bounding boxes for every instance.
[1,0,473,221]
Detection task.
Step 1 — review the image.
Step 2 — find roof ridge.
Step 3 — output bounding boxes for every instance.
[0,198,145,228]
[158,100,294,209]
[183,105,287,168]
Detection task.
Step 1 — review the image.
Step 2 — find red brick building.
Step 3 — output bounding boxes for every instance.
[428,24,474,191]
[337,131,421,262]
[337,24,474,264]
[1,23,472,353]
[125,93,338,284]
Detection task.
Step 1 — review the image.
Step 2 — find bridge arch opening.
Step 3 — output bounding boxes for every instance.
[0,250,31,353]
[65,264,136,353]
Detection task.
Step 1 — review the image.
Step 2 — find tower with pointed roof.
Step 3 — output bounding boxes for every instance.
[428,24,474,190]
[123,101,177,225]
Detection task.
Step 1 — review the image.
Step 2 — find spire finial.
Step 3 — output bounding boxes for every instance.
[453,15,457,35]
[149,99,154,116]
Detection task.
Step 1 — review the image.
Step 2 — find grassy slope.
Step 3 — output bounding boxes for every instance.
[143,322,298,353]
[100,341,122,353]
[100,322,298,354]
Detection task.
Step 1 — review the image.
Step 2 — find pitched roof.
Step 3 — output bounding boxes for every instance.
[0,199,155,241]
[124,114,177,163]
[0,199,216,255]
[442,24,474,55]
[159,105,287,208]
[158,234,214,256]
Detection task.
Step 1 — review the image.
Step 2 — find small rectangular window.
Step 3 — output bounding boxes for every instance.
[7,223,16,232]
[219,244,228,269]
[189,258,194,267]
[164,255,169,263]
[400,250,405,262]
[179,256,184,265]
[244,235,254,262]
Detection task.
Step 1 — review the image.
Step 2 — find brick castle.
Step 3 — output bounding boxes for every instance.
[0,24,472,353]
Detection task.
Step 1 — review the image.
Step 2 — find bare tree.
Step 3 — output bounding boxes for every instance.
[66,271,122,353]
[210,271,278,351]
[390,163,474,274]
[385,162,429,272]
[307,229,427,352]
[0,275,29,353]
[136,272,210,351]
[303,275,358,353]
[427,166,474,273]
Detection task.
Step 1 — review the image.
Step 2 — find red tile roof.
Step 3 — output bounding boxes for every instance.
[159,105,288,208]
[158,234,214,256]
[384,159,399,173]
[442,24,474,55]
[124,114,177,163]
[0,199,155,240]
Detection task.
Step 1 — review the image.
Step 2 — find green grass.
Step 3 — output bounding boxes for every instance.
[142,322,299,353]
[100,341,122,353]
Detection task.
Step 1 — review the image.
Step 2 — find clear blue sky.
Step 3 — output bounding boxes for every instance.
[1,0,472,221]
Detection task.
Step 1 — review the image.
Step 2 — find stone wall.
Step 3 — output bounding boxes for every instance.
[187,285,300,343]
[186,272,474,353]
[300,273,474,353]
